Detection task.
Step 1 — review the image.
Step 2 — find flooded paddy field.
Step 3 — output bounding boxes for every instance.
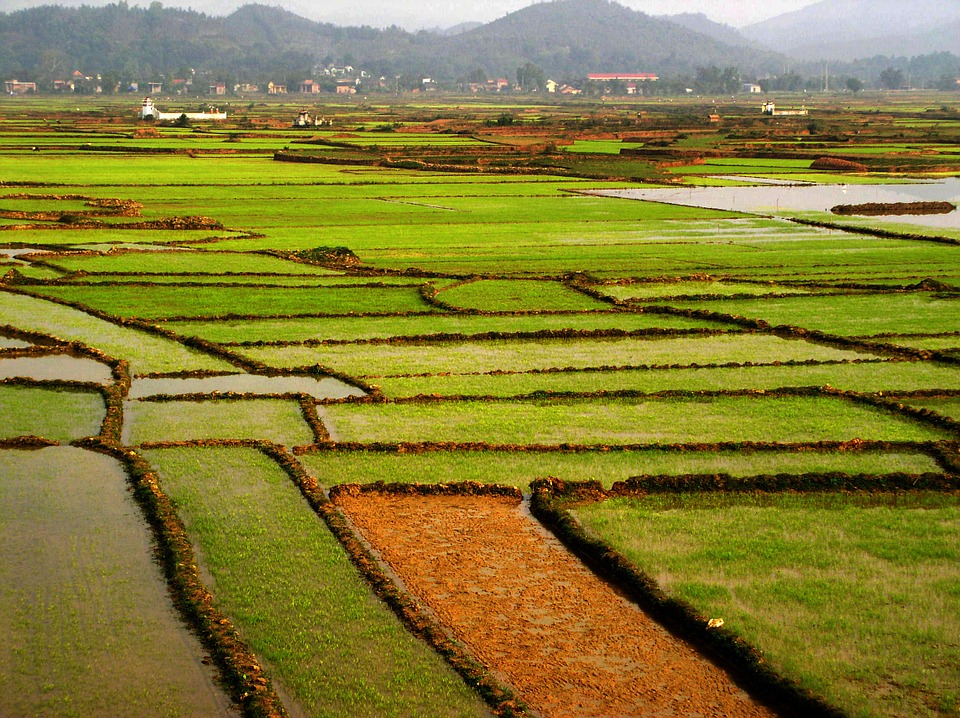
[0,447,232,717]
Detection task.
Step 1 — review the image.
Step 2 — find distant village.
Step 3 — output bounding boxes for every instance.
[5,69,665,98]
[10,63,947,105]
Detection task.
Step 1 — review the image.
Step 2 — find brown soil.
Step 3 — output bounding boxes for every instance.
[831,201,956,216]
[334,491,777,718]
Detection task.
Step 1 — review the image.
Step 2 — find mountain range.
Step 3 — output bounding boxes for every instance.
[740,0,960,60]
[0,0,958,88]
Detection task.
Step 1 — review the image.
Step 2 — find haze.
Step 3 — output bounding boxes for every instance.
[0,0,821,30]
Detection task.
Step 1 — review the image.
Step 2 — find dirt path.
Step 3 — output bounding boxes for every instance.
[334,491,777,718]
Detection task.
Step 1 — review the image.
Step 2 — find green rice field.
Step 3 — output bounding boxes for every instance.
[1,95,958,718]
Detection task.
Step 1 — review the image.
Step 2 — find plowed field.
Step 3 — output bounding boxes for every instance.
[334,490,777,718]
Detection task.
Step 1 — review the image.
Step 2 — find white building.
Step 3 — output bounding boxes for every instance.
[137,96,226,121]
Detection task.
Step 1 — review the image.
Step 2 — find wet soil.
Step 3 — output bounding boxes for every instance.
[831,201,956,216]
[0,447,233,717]
[335,492,776,718]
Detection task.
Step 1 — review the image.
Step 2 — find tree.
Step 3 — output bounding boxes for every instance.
[516,62,544,92]
[845,78,864,93]
[694,65,740,95]
[880,67,905,90]
[466,68,486,84]
[935,74,960,91]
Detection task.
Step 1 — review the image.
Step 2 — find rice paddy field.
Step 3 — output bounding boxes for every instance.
[1,93,958,718]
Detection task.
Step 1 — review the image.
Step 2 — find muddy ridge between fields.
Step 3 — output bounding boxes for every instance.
[334,491,776,718]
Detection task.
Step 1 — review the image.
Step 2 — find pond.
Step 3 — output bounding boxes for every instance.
[594,177,960,230]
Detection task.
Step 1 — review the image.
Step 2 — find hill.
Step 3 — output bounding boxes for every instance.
[741,0,960,60]
[663,13,758,50]
[439,0,783,79]
[0,0,785,86]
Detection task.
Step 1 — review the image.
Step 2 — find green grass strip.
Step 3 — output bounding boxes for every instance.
[0,384,104,442]
[319,395,952,445]
[142,446,490,718]
[373,361,960,398]
[28,285,439,320]
[300,448,942,490]
[0,291,234,375]
[572,492,960,718]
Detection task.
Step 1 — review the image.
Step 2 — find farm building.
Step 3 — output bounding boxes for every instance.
[137,97,226,121]
[4,80,37,94]
[761,102,808,116]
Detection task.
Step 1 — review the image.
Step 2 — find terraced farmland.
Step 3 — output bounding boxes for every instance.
[1,95,958,718]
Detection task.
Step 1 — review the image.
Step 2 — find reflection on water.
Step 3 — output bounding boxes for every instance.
[0,247,50,264]
[129,373,365,400]
[0,337,33,349]
[0,354,114,383]
[594,177,960,230]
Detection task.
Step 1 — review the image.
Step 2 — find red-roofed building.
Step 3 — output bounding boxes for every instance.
[587,73,658,82]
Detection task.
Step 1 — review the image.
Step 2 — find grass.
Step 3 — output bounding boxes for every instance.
[0,446,229,718]
[41,250,342,275]
[164,311,728,344]
[319,395,952,445]
[142,446,490,718]
[0,291,234,374]
[240,333,879,377]
[123,398,315,446]
[669,294,960,337]
[28,285,440,319]
[300,448,943,490]
[372,360,960,398]
[573,492,960,718]
[0,385,104,442]
[436,279,612,312]
[904,397,960,422]
[597,280,814,300]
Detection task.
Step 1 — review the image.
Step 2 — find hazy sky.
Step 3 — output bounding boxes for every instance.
[0,0,823,29]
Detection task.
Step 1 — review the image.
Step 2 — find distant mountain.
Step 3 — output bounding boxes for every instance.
[429,22,484,37]
[0,0,787,85]
[741,0,960,60]
[663,13,757,50]
[436,0,784,78]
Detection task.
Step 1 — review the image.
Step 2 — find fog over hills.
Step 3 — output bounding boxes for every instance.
[741,0,960,60]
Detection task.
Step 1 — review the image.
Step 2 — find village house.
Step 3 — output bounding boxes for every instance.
[468,78,511,93]
[148,81,163,94]
[588,73,658,83]
[742,83,763,94]
[5,80,38,94]
[299,79,321,94]
[336,81,356,94]
[761,101,808,116]
[267,82,287,95]
[208,82,226,95]
[137,96,227,121]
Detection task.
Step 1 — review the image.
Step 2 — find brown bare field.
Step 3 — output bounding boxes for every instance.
[334,489,777,718]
